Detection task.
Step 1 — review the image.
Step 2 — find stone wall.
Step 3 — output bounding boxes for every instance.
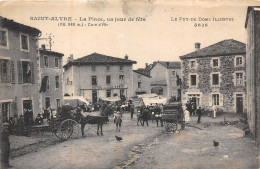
[181,54,246,113]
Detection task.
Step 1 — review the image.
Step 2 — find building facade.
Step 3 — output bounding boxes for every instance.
[245,6,260,146]
[148,61,181,100]
[133,68,151,95]
[180,40,246,113]
[39,45,64,110]
[0,16,41,125]
[63,53,136,103]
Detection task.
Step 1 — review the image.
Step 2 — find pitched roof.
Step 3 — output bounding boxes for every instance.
[0,16,41,36]
[145,61,181,71]
[64,52,136,69]
[179,39,246,59]
[157,61,181,69]
[39,49,64,57]
[133,68,151,78]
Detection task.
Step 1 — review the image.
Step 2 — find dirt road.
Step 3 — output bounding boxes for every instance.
[9,115,259,169]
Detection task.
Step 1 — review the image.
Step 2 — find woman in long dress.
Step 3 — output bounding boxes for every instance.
[183,105,190,123]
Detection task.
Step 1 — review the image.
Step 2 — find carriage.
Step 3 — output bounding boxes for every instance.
[161,102,185,132]
[48,105,107,140]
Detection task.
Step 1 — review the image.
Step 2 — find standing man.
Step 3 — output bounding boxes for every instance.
[196,107,202,123]
[142,107,149,127]
[130,104,134,119]
[1,123,12,168]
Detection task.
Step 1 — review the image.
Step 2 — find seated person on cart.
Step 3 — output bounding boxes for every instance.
[35,114,43,125]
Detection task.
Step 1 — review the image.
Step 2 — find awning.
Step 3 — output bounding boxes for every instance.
[64,96,89,106]
[137,93,158,98]
[100,96,121,102]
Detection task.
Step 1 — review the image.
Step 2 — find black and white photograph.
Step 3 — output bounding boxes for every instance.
[0,1,260,168]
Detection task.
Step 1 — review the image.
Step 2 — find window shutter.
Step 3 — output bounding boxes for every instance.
[11,101,17,116]
[0,103,2,121]
[7,61,11,83]
[18,60,23,84]
[0,60,3,83]
[219,94,223,106]
[209,94,212,106]
[11,61,15,84]
[31,61,35,84]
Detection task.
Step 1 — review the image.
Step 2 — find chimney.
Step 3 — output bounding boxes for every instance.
[195,42,201,51]
[166,62,170,67]
[41,44,46,50]
[69,54,74,61]
[125,54,128,60]
[145,63,148,68]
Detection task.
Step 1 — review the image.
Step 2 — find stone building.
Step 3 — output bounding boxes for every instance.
[146,61,181,100]
[39,45,64,110]
[245,6,260,146]
[180,39,246,113]
[133,68,151,95]
[0,16,41,125]
[63,53,136,103]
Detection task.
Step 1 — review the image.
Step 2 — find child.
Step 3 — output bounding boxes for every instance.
[114,111,122,132]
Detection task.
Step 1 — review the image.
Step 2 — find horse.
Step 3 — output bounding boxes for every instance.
[76,112,107,137]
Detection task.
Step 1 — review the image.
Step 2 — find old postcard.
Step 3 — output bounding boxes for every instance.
[0,0,260,169]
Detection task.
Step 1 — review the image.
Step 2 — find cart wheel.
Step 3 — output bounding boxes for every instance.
[60,119,79,140]
[70,121,80,139]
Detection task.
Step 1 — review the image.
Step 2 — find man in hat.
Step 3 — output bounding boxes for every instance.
[1,123,12,168]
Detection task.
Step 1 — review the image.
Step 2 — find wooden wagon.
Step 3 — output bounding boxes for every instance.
[161,102,185,132]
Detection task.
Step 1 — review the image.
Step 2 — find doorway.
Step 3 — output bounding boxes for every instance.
[236,94,243,113]
[92,90,97,104]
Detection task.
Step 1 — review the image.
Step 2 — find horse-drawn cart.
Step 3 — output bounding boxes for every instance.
[161,102,185,132]
[49,118,80,140]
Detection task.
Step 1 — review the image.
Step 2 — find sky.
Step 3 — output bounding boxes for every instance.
[0,0,259,69]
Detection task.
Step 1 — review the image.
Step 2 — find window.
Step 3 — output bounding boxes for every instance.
[20,34,29,51]
[106,66,110,72]
[56,99,60,109]
[1,59,9,83]
[46,76,50,91]
[119,65,123,71]
[138,75,141,78]
[235,56,243,66]
[44,56,48,67]
[0,29,8,48]
[106,90,111,97]
[55,76,59,89]
[212,59,219,67]
[106,75,111,85]
[119,75,124,84]
[172,71,176,76]
[235,73,243,85]
[190,75,197,86]
[45,97,50,109]
[190,60,196,69]
[2,102,10,123]
[92,66,96,71]
[212,73,219,86]
[92,76,97,86]
[138,82,141,88]
[120,89,124,97]
[54,57,59,67]
[22,61,32,83]
[212,94,219,106]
